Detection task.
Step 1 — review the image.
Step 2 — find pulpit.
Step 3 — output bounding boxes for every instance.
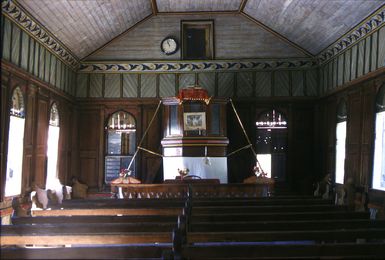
[161,86,229,183]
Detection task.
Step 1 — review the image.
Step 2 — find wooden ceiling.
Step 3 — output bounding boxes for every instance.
[14,0,385,60]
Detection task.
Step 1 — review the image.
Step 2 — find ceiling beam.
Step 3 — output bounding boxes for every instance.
[151,0,158,15]
[81,13,155,62]
[238,0,248,13]
[241,12,314,58]
[156,11,239,16]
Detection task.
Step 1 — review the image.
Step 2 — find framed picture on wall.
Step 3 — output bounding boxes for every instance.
[184,112,206,131]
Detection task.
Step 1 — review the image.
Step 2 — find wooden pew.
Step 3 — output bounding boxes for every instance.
[1,246,170,260]
[177,242,385,259]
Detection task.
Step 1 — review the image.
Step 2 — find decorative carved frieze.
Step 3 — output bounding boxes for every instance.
[1,0,78,67]
[318,7,385,64]
[78,59,317,73]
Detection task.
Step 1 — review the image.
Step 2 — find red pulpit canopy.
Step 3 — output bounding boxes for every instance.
[177,86,211,105]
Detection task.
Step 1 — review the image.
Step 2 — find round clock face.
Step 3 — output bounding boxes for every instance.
[161,37,178,55]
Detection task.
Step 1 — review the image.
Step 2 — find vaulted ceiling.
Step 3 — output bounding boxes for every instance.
[14,0,385,61]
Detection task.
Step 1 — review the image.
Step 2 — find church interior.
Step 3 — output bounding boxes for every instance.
[1,0,385,259]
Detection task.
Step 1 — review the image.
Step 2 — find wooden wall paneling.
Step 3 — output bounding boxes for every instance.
[49,54,56,86]
[337,54,344,86]
[44,50,50,83]
[274,71,290,96]
[198,73,215,97]
[89,74,103,98]
[357,40,365,78]
[218,72,234,97]
[77,109,100,189]
[306,69,318,96]
[123,74,139,98]
[98,108,105,190]
[28,38,35,75]
[76,74,88,98]
[359,82,376,187]
[159,74,176,98]
[2,17,11,61]
[33,89,49,187]
[0,70,10,201]
[33,42,39,78]
[22,84,37,191]
[237,72,253,97]
[179,73,196,89]
[140,104,162,183]
[291,70,304,96]
[351,45,358,81]
[344,48,351,84]
[20,31,29,71]
[11,23,20,66]
[371,32,378,72]
[325,97,337,182]
[364,36,371,75]
[141,74,157,98]
[38,45,45,81]
[288,104,315,194]
[105,74,121,98]
[255,71,271,97]
[333,58,338,89]
[378,26,385,68]
[346,90,363,184]
[227,102,254,183]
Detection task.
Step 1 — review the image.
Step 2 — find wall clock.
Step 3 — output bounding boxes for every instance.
[161,37,178,55]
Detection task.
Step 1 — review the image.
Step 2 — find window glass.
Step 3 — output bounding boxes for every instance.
[5,87,25,197]
[373,111,385,191]
[105,111,136,183]
[256,109,287,180]
[335,100,347,184]
[46,103,60,190]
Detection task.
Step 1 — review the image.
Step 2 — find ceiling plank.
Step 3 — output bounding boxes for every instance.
[81,13,155,61]
[241,12,314,58]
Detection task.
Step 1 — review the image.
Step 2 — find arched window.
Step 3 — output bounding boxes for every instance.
[372,84,385,191]
[256,109,288,180]
[105,111,136,183]
[46,103,60,190]
[335,100,347,184]
[5,87,25,197]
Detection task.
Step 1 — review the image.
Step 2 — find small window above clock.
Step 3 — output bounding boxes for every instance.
[181,20,214,60]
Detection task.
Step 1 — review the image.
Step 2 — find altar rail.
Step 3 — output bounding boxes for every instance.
[110,183,272,199]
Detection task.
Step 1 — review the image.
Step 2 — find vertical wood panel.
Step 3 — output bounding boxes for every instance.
[218,72,234,97]
[141,74,157,98]
[237,72,253,97]
[322,65,328,92]
[11,23,20,65]
[28,38,35,74]
[357,40,365,78]
[198,73,215,97]
[306,69,318,96]
[34,97,49,187]
[364,37,371,74]
[20,31,29,71]
[49,55,56,86]
[378,26,385,68]
[123,74,138,97]
[328,61,333,91]
[344,48,351,84]
[274,71,289,96]
[179,73,195,89]
[44,50,50,83]
[89,74,103,97]
[318,67,324,95]
[56,59,62,90]
[159,74,176,97]
[337,55,344,86]
[371,32,378,71]
[255,71,271,96]
[351,45,357,81]
[39,45,45,80]
[332,58,338,89]
[2,17,11,61]
[33,42,39,77]
[76,74,88,98]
